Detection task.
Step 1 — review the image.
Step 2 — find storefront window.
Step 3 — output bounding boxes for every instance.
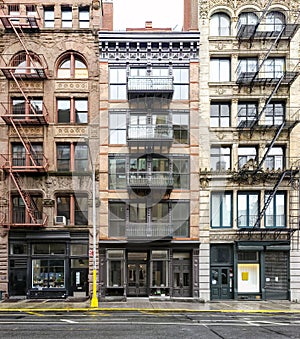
[32,243,66,255]
[151,250,169,288]
[107,250,125,287]
[70,244,88,256]
[237,263,259,293]
[32,259,65,289]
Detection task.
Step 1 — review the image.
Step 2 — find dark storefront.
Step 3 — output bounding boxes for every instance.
[9,230,89,299]
[99,242,200,300]
[210,242,290,301]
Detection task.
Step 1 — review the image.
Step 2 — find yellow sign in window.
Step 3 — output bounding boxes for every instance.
[242,272,249,281]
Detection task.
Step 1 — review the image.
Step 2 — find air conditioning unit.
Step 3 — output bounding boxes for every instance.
[55,216,67,225]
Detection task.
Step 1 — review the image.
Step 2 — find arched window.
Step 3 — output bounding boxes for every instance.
[238,12,258,31]
[210,13,231,36]
[266,11,285,31]
[11,52,43,75]
[57,53,88,79]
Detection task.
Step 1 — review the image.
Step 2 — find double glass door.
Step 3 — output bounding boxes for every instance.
[211,267,233,300]
[127,262,147,296]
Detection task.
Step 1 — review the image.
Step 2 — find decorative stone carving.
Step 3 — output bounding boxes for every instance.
[55,81,89,92]
[9,81,43,91]
[55,126,87,137]
[9,127,43,137]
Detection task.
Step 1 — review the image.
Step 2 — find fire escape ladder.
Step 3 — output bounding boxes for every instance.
[254,121,286,173]
[8,170,37,224]
[252,171,288,230]
[9,118,39,168]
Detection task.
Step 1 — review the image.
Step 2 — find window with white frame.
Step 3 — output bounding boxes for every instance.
[237,12,258,30]
[211,192,232,228]
[265,101,285,125]
[265,146,284,170]
[210,102,230,127]
[210,146,231,171]
[237,58,258,78]
[262,57,285,78]
[238,101,258,127]
[210,13,231,36]
[173,112,189,144]
[237,192,259,228]
[109,68,127,100]
[266,11,285,32]
[173,67,189,100]
[238,146,257,169]
[210,58,231,82]
[109,111,127,144]
[265,191,286,227]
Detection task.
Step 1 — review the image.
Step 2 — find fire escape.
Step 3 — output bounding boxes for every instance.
[0,5,49,227]
[235,4,300,240]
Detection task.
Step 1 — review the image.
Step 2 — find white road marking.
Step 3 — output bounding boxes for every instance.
[60,319,78,323]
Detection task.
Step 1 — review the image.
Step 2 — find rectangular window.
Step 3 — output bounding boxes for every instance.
[56,143,88,172]
[108,202,126,237]
[172,112,189,144]
[263,58,285,78]
[107,250,125,287]
[237,58,258,77]
[210,146,231,171]
[211,192,232,228]
[32,259,65,289]
[12,143,43,167]
[237,263,260,293]
[151,250,169,287]
[265,146,284,170]
[12,97,43,117]
[237,192,259,228]
[12,194,43,224]
[79,6,89,28]
[265,101,285,125]
[26,5,37,18]
[238,146,257,169]
[56,194,88,226]
[210,102,230,127]
[109,112,126,144]
[109,68,127,100]
[173,157,189,189]
[172,202,189,237]
[8,4,19,24]
[44,6,54,28]
[238,102,258,127]
[57,98,88,123]
[109,157,126,189]
[61,6,72,28]
[265,192,286,227]
[173,68,189,100]
[210,58,231,82]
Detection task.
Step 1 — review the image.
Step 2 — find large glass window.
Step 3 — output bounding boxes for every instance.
[237,192,259,228]
[266,11,285,32]
[210,146,231,171]
[56,143,88,172]
[109,202,126,237]
[237,58,258,77]
[109,68,127,100]
[12,97,43,117]
[263,58,285,78]
[151,250,169,288]
[32,259,65,288]
[109,157,126,189]
[237,12,258,30]
[12,194,43,224]
[173,68,189,100]
[43,6,54,28]
[211,192,232,228]
[109,112,126,144]
[238,262,260,293]
[173,157,189,189]
[172,202,189,237]
[210,102,230,127]
[11,52,43,76]
[210,58,231,82]
[172,112,189,144]
[57,98,88,123]
[12,143,43,167]
[107,250,125,287]
[265,192,286,227]
[210,13,231,36]
[57,53,88,79]
[56,194,88,225]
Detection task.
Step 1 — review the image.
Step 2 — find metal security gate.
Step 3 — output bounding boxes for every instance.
[265,251,289,300]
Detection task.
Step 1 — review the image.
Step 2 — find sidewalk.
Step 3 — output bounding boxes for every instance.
[1,298,300,313]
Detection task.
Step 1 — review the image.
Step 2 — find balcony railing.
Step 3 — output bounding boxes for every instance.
[1,153,49,172]
[127,171,174,189]
[127,76,174,98]
[3,210,48,227]
[127,124,173,146]
[126,222,173,239]
[236,71,299,86]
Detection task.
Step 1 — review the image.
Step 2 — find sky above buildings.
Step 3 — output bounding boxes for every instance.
[113,0,184,31]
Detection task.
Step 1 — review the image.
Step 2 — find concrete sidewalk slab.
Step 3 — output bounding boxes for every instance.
[1,298,300,313]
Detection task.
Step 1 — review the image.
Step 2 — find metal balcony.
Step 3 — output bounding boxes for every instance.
[236,71,299,87]
[127,76,174,98]
[0,15,40,31]
[127,124,173,146]
[2,210,48,228]
[1,153,49,173]
[126,222,173,239]
[127,171,174,190]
